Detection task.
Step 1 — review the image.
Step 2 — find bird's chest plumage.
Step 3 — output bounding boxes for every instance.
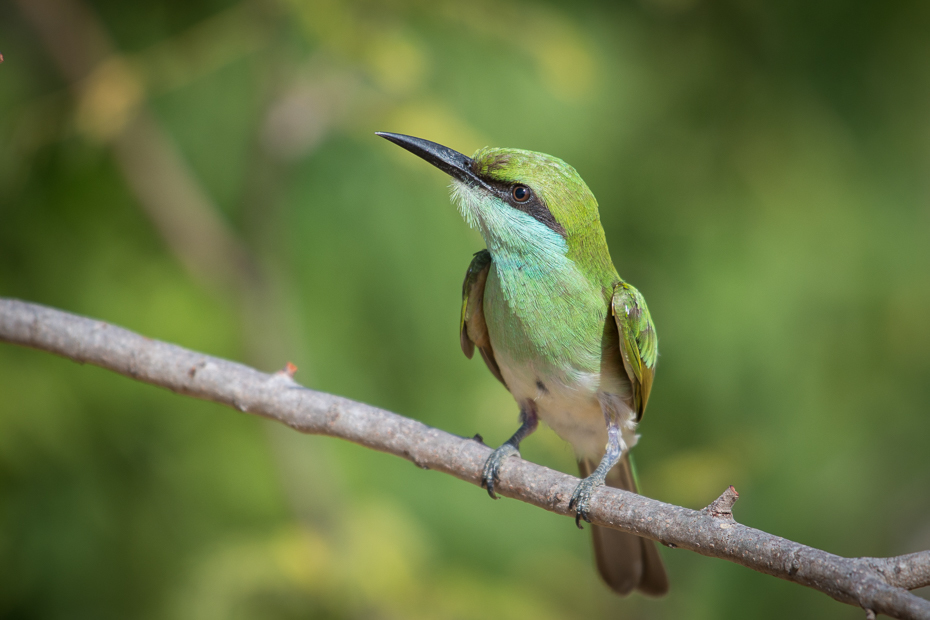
[483,255,604,367]
[483,258,629,458]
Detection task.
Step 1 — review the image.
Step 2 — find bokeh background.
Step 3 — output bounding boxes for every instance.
[2,0,930,618]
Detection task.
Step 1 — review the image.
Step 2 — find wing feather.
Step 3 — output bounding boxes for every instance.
[460,250,506,386]
[611,282,658,421]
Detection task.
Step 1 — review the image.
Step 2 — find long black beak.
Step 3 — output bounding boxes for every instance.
[376,132,491,191]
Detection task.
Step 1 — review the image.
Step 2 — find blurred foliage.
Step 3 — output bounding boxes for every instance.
[2,0,930,618]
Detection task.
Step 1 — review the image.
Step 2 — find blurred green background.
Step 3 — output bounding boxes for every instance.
[2,0,929,618]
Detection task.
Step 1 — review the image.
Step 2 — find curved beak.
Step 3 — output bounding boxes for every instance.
[376,132,491,192]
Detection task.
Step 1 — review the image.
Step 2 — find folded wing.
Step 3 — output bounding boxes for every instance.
[611,281,658,421]
[460,250,506,386]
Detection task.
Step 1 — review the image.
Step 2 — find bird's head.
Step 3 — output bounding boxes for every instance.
[377,133,609,264]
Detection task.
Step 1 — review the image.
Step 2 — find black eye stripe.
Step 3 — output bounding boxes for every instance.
[476,178,566,237]
[514,197,566,238]
[465,161,566,236]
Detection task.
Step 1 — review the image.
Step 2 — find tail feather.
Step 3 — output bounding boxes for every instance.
[578,455,669,597]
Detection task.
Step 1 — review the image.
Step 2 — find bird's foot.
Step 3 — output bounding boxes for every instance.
[568,475,605,529]
[481,443,520,499]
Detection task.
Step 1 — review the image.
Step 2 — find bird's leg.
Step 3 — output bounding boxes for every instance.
[481,402,538,499]
[569,411,627,528]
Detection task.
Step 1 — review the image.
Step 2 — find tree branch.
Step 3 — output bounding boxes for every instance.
[1,297,928,619]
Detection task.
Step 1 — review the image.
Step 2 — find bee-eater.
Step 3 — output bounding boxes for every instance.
[377,132,668,597]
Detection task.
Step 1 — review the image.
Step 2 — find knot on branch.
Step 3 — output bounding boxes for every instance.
[703,485,739,520]
[276,361,299,379]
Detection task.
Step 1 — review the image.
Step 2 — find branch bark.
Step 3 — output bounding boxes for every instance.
[1,297,928,619]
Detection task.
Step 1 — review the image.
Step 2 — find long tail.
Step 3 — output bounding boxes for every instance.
[578,455,669,596]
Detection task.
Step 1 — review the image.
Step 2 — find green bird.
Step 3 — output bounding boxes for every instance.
[377,132,668,597]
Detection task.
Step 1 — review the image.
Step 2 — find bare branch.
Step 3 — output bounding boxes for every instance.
[1,297,929,619]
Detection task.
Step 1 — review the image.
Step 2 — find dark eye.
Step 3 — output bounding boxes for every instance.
[512,185,531,202]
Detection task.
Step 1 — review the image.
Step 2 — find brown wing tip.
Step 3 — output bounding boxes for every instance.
[460,331,475,359]
[586,457,670,597]
[636,536,670,597]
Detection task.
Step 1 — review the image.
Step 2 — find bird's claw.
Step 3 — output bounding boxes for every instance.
[481,443,520,499]
[568,476,603,529]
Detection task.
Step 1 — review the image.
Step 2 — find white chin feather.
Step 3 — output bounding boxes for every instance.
[449,179,484,231]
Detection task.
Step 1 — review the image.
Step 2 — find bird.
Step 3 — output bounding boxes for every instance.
[377,132,668,597]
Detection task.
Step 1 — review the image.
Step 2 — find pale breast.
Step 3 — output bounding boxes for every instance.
[493,348,637,461]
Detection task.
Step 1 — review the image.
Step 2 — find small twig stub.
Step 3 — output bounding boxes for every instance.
[703,485,739,519]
